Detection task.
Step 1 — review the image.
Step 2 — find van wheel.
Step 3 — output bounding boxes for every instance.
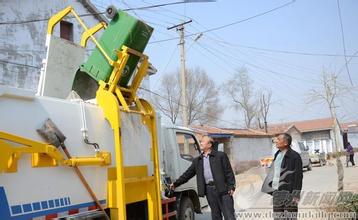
[319,160,324,167]
[179,197,195,220]
[307,163,312,171]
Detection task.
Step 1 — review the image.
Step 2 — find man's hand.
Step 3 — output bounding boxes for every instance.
[169,183,175,190]
[228,189,235,196]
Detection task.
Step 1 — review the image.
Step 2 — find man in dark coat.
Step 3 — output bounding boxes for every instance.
[261,133,303,220]
[170,135,236,220]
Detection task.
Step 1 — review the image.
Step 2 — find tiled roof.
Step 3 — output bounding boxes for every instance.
[341,121,358,131]
[223,128,272,137]
[267,118,335,134]
[191,117,340,138]
[191,125,233,135]
[191,125,271,137]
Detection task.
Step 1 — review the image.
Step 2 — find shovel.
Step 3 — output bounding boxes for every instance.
[37,118,110,220]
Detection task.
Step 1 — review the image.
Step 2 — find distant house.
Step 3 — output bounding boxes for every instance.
[267,118,343,153]
[0,0,106,91]
[342,121,358,148]
[191,118,345,172]
[191,125,272,173]
[190,125,233,155]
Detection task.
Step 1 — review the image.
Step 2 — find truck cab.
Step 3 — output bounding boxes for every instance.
[159,125,208,220]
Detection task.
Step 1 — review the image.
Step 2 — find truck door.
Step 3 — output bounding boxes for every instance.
[175,132,208,209]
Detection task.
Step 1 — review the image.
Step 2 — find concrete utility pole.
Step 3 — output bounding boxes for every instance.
[168,20,192,128]
[168,20,192,155]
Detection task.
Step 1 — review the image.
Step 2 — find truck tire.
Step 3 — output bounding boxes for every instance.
[179,197,195,220]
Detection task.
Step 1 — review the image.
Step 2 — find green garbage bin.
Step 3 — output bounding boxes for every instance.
[80,10,153,87]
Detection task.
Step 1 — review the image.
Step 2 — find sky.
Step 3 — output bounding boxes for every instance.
[92,0,358,128]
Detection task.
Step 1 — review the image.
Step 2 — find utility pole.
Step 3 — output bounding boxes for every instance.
[168,20,192,128]
[168,20,192,155]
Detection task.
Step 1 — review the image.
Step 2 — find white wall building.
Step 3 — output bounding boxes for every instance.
[0,0,106,91]
[267,118,343,154]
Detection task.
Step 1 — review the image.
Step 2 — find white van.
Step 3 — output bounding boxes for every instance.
[271,141,312,171]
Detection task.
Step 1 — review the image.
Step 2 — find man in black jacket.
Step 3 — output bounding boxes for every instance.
[170,135,236,220]
[261,133,303,220]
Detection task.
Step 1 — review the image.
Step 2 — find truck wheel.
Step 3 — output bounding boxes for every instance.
[179,197,195,220]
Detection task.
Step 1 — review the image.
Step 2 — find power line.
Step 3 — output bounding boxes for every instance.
[336,0,353,85]
[213,40,358,58]
[139,86,242,126]
[337,50,358,76]
[123,1,215,12]
[0,60,40,69]
[198,33,321,74]
[198,0,295,34]
[0,1,201,25]
[149,0,295,44]
[0,12,106,25]
[195,39,321,85]
[189,38,305,109]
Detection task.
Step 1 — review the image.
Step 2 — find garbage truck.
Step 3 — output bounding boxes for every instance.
[0,6,206,220]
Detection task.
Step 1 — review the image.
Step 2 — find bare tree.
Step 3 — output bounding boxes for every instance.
[224,68,257,128]
[307,71,346,191]
[257,90,272,133]
[154,68,222,125]
[186,68,222,125]
[153,73,181,124]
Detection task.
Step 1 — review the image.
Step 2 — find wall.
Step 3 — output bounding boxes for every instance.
[301,123,344,153]
[231,137,272,162]
[0,0,102,91]
[286,126,302,141]
[347,126,358,148]
[302,130,330,140]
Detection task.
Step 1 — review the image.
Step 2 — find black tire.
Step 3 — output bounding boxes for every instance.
[319,160,324,167]
[307,162,312,171]
[178,197,195,220]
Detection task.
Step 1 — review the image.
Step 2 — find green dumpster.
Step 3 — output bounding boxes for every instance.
[80,10,153,87]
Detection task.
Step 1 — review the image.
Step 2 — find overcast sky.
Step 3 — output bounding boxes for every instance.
[93,0,358,127]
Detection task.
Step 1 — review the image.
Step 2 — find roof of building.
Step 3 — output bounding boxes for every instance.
[341,121,358,131]
[191,125,233,138]
[267,117,336,134]
[191,125,271,138]
[190,117,341,139]
[223,128,272,137]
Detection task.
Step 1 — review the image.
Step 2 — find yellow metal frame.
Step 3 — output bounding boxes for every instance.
[96,47,161,219]
[80,22,107,47]
[0,131,111,173]
[47,6,114,65]
[45,6,162,219]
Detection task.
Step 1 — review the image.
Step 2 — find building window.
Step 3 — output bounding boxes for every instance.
[60,21,73,42]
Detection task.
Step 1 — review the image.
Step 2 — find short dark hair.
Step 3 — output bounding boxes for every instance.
[280,133,292,146]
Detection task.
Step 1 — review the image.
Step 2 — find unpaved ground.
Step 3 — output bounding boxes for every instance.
[196,154,358,219]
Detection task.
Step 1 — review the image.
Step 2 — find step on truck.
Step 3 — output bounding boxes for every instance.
[0,5,205,220]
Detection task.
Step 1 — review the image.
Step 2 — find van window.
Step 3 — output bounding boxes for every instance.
[176,133,200,161]
[298,142,308,151]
